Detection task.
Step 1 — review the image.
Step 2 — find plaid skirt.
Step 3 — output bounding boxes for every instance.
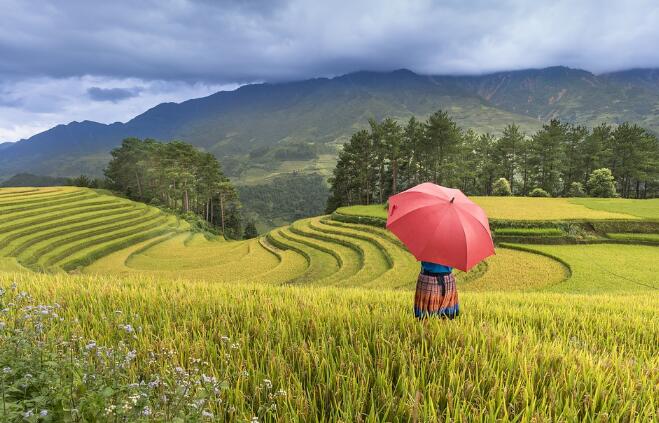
[414,271,459,319]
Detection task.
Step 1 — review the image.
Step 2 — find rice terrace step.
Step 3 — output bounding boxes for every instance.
[2,187,657,422]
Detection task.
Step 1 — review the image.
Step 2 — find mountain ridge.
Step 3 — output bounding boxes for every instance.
[1,66,659,181]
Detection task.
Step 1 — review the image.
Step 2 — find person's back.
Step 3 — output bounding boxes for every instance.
[414,260,459,319]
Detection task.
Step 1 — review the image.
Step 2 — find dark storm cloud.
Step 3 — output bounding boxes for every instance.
[1,0,658,83]
[1,0,658,141]
[87,87,142,102]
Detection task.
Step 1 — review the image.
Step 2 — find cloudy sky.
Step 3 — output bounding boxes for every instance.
[1,0,658,142]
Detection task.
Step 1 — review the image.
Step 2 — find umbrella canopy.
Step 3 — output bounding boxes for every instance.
[386,182,494,271]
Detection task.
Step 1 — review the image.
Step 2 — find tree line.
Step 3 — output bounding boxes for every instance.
[104,138,244,238]
[327,111,658,211]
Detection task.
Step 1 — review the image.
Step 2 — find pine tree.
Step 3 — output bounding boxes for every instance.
[494,124,524,194]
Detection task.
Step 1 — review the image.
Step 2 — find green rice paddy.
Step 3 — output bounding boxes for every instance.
[1,187,657,421]
[336,197,655,221]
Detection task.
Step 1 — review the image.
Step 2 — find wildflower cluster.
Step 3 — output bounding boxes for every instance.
[0,283,287,421]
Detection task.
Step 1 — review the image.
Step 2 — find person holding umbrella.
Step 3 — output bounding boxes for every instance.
[386,183,495,320]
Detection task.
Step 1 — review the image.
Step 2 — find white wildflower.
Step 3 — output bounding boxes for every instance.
[39,410,49,417]
[202,410,214,419]
[141,406,152,416]
[201,374,216,384]
[118,324,134,334]
[263,379,272,389]
[23,410,34,418]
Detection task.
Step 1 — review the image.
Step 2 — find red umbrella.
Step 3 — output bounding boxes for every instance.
[386,182,494,271]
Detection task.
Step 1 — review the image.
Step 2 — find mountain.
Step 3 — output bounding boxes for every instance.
[0,173,72,187]
[1,66,659,183]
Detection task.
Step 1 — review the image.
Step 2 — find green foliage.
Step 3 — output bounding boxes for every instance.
[609,123,658,198]
[529,187,550,197]
[494,227,564,237]
[567,181,586,197]
[70,174,105,189]
[492,178,512,196]
[327,111,658,211]
[105,138,241,236]
[239,174,329,229]
[0,173,72,187]
[587,168,617,197]
[243,221,258,239]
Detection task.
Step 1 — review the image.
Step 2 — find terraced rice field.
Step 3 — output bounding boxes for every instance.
[0,187,185,272]
[1,188,657,421]
[87,214,564,291]
[337,197,648,221]
[261,216,567,291]
[86,232,309,284]
[505,243,659,293]
[606,232,659,242]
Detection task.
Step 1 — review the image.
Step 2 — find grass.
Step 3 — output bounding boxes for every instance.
[606,232,659,242]
[494,227,565,237]
[460,248,568,292]
[570,197,659,220]
[2,272,657,421]
[337,197,648,221]
[504,243,659,293]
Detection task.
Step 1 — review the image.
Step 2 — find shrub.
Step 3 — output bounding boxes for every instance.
[243,221,258,239]
[529,188,550,197]
[567,182,586,197]
[587,168,617,198]
[492,178,512,196]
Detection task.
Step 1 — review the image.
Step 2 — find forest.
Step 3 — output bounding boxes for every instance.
[104,138,243,238]
[327,111,659,211]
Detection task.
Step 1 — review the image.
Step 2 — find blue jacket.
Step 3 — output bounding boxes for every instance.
[421,261,453,273]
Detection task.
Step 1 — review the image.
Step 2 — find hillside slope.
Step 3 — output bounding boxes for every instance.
[0,187,186,271]
[2,67,659,181]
